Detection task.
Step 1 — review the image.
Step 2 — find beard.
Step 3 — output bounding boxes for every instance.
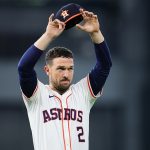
[56,84,70,94]
[52,78,71,94]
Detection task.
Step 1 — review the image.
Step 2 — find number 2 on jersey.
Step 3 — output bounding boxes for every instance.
[77,126,85,142]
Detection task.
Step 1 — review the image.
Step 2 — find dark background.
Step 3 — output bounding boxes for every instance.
[0,0,149,150]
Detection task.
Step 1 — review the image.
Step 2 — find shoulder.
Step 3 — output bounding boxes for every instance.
[71,76,87,89]
[71,76,89,97]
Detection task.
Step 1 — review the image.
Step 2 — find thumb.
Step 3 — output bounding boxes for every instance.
[76,24,85,31]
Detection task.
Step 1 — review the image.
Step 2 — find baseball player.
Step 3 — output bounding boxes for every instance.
[18,8,112,150]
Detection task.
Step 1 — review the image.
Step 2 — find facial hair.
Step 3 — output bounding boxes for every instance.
[52,77,71,95]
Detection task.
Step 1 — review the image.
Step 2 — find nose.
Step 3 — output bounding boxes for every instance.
[63,70,69,78]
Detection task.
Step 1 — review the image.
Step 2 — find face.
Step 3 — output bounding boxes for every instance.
[44,57,74,94]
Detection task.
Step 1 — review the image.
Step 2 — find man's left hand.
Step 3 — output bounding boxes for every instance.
[76,9,100,33]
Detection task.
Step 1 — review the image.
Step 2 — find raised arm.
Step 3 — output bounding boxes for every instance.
[17,14,65,98]
[76,9,112,96]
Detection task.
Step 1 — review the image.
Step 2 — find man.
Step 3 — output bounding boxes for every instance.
[18,8,112,150]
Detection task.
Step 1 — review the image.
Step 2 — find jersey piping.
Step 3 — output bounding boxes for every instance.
[66,93,72,150]
[87,75,96,98]
[54,96,67,150]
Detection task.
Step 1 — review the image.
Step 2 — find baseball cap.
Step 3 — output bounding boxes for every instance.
[54,3,84,30]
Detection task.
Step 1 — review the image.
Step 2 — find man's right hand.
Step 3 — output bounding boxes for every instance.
[34,13,65,51]
[45,13,65,39]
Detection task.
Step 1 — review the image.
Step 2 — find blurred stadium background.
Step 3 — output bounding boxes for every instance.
[0,0,149,150]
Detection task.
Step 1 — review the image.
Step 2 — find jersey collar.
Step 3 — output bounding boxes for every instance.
[46,85,72,100]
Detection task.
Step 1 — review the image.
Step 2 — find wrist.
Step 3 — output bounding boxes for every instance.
[89,30,104,44]
[34,33,54,51]
[43,32,57,41]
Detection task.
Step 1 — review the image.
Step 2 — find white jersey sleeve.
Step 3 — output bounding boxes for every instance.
[73,75,102,110]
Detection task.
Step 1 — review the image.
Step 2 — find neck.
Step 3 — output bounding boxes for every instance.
[56,89,66,95]
[50,85,69,95]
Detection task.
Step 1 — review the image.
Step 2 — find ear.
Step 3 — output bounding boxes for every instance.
[44,65,51,76]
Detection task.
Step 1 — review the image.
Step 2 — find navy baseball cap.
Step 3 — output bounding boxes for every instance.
[54,3,84,30]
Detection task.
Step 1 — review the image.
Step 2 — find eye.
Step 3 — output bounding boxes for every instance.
[69,67,74,70]
[57,67,65,70]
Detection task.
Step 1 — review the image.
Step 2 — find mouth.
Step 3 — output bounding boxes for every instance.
[60,80,70,85]
[61,80,69,83]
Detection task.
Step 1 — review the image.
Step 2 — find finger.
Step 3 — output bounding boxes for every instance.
[53,19,59,24]
[59,23,66,30]
[76,24,85,31]
[58,23,63,30]
[81,11,94,20]
[53,19,61,27]
[53,19,65,29]
[85,11,94,16]
[53,19,65,25]
[49,13,54,22]
[58,23,61,29]
[79,8,87,18]
[84,11,94,17]
[59,21,65,27]
[79,8,84,13]
[61,23,66,29]
[93,15,98,19]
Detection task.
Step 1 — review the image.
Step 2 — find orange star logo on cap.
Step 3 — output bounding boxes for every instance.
[61,10,69,19]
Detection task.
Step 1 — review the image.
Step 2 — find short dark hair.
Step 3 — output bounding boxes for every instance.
[45,46,73,65]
